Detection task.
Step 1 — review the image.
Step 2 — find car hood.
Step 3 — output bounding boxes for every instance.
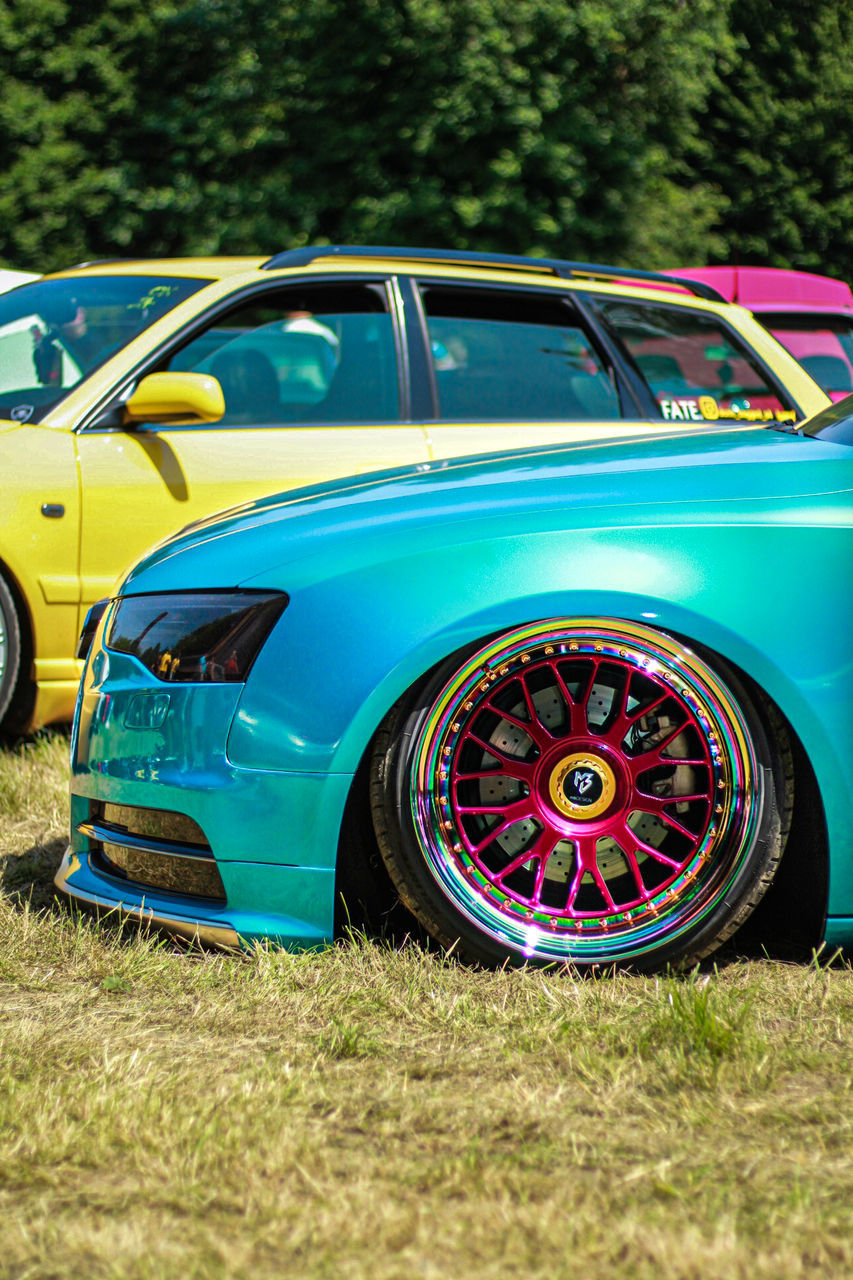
[121,424,851,595]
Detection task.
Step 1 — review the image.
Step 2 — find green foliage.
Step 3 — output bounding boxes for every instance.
[1,0,852,276]
[0,0,733,270]
[696,0,853,278]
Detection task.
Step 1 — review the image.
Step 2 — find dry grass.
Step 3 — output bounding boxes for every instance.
[1,732,852,1279]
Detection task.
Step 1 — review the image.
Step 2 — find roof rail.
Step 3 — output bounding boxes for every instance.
[64,258,139,269]
[260,245,727,303]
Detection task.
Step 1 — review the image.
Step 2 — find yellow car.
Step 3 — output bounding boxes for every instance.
[0,246,828,732]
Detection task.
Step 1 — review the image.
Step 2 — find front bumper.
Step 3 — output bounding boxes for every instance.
[64,644,354,948]
[55,848,243,948]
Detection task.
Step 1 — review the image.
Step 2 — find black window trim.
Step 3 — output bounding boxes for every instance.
[409,275,643,422]
[395,275,438,418]
[77,272,409,434]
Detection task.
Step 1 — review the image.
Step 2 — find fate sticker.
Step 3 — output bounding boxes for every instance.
[659,397,797,425]
[659,398,704,421]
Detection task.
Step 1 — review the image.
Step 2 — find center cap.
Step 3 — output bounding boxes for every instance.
[548,752,617,820]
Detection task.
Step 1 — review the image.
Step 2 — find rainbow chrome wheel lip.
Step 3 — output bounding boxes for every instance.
[410,619,762,964]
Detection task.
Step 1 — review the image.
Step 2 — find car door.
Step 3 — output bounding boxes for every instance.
[406,280,805,460]
[75,277,429,613]
[405,279,655,461]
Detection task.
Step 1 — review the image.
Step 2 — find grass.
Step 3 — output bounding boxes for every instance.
[1,731,852,1278]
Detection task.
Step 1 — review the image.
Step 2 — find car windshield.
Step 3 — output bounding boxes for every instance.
[763,312,853,400]
[0,274,208,424]
[799,393,853,443]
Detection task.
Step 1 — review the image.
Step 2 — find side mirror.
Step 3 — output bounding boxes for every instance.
[123,372,225,427]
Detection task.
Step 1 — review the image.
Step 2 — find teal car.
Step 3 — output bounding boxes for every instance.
[59,402,853,970]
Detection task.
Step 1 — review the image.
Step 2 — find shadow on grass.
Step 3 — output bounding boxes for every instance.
[0,835,66,912]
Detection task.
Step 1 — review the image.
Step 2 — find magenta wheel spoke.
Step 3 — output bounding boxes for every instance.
[527,828,563,904]
[454,796,531,822]
[465,731,537,774]
[580,658,602,720]
[491,829,559,905]
[516,674,539,724]
[623,845,652,901]
[575,832,599,871]
[492,847,540,884]
[636,792,711,810]
[603,689,668,745]
[469,819,517,857]
[627,743,709,776]
[641,718,690,756]
[532,854,550,904]
[591,864,617,912]
[484,677,556,749]
[482,702,531,737]
[454,765,531,785]
[518,673,561,745]
[551,665,588,737]
[563,833,597,913]
[652,809,705,842]
[630,834,682,869]
[564,865,585,914]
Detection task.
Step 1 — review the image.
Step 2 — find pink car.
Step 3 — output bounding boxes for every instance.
[669,267,853,401]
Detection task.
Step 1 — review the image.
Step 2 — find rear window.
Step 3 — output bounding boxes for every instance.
[762,312,853,399]
[0,275,208,423]
[592,298,799,425]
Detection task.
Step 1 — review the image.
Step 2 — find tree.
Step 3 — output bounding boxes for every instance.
[0,0,732,270]
[694,0,853,277]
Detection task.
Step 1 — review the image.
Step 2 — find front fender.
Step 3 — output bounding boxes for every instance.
[227,516,851,910]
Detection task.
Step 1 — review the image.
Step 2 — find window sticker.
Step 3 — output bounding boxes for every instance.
[659,397,796,425]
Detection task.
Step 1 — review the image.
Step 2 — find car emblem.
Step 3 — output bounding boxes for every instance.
[11,404,34,422]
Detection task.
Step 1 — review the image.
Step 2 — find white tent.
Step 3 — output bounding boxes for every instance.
[0,269,39,294]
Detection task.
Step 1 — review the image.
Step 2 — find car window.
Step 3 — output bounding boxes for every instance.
[166,283,400,425]
[0,275,207,424]
[761,312,853,399]
[418,286,622,421]
[592,298,798,425]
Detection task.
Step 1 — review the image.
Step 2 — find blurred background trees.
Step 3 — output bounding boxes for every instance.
[1,0,851,277]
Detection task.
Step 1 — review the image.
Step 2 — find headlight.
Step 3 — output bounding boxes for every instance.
[105,591,288,683]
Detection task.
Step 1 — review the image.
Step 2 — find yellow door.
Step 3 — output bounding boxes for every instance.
[75,422,428,610]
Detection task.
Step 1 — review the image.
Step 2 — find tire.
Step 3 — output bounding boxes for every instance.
[370,618,790,971]
[0,576,21,727]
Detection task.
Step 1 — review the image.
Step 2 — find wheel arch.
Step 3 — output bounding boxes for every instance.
[332,585,834,786]
[333,593,832,951]
[0,552,36,732]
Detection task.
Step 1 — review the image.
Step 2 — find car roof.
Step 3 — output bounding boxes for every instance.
[668,265,853,311]
[43,247,729,307]
[47,257,267,281]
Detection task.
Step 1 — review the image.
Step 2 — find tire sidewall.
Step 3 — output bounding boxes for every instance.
[0,577,21,727]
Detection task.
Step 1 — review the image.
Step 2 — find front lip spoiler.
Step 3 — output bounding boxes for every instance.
[54,848,241,949]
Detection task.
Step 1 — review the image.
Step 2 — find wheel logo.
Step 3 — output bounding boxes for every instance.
[548,753,615,820]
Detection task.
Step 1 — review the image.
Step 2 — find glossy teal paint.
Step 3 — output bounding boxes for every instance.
[69,640,349,944]
[70,422,853,946]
